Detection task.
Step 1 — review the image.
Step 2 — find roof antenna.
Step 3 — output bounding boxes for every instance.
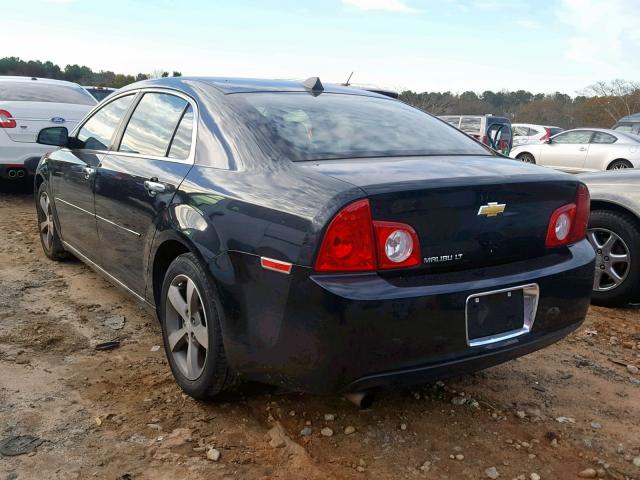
[343,71,354,86]
[303,76,324,96]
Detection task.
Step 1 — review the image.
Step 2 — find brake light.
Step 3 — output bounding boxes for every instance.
[315,200,421,272]
[545,184,590,247]
[540,127,551,142]
[0,110,16,128]
[481,135,487,145]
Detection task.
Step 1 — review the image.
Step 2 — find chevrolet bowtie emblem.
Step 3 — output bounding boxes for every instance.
[478,202,506,217]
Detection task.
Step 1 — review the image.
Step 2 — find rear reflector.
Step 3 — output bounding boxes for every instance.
[261,257,292,274]
[0,110,16,128]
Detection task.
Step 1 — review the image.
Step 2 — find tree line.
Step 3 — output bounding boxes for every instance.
[400,79,640,129]
[0,57,181,89]
[1,57,638,129]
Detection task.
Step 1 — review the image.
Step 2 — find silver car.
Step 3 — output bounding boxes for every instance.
[511,128,640,172]
[580,170,640,306]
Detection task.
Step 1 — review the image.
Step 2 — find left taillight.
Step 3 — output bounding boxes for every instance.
[0,110,16,128]
[314,199,421,273]
[545,184,590,247]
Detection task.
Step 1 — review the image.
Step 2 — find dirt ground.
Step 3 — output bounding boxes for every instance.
[1,182,639,480]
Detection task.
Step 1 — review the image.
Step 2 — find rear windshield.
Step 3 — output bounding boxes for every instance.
[228,93,489,161]
[613,122,640,135]
[85,88,114,102]
[0,80,96,105]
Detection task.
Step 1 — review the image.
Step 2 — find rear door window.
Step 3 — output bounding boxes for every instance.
[168,106,194,159]
[0,80,96,105]
[76,94,135,150]
[119,93,188,157]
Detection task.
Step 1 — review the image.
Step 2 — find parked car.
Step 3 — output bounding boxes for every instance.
[512,123,563,147]
[439,114,513,155]
[510,128,640,172]
[580,169,640,306]
[0,76,96,180]
[612,113,640,136]
[83,86,116,102]
[34,76,594,402]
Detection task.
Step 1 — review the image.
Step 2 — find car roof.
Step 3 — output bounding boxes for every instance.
[512,123,561,128]
[0,75,84,88]
[564,128,619,134]
[122,76,391,99]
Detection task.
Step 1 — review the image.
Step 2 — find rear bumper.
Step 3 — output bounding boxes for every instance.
[219,240,595,394]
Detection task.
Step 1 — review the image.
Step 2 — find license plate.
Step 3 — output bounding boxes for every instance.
[465,284,539,347]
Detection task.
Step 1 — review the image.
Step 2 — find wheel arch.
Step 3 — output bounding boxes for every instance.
[590,200,640,229]
[605,158,632,170]
[515,151,535,160]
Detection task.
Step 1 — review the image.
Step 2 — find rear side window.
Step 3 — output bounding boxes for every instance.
[513,126,529,136]
[0,80,96,105]
[591,132,617,144]
[76,94,135,150]
[460,117,482,135]
[228,94,488,161]
[553,131,592,144]
[168,106,194,159]
[119,93,188,156]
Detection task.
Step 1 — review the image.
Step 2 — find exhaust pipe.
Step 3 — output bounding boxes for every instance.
[7,169,17,178]
[16,169,25,178]
[345,392,375,409]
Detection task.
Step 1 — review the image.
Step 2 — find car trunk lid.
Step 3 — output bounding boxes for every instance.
[0,101,90,143]
[300,155,580,272]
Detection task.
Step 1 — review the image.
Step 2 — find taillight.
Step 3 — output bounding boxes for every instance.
[315,199,421,272]
[373,221,420,269]
[314,199,376,272]
[545,184,590,247]
[481,135,487,145]
[0,110,16,128]
[540,127,551,142]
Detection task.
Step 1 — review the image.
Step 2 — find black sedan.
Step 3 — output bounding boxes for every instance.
[34,76,595,401]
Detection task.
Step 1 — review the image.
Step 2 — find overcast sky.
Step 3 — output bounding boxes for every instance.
[4,0,639,94]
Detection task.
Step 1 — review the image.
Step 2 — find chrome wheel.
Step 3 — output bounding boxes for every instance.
[164,274,208,380]
[609,161,631,170]
[39,191,54,251]
[588,228,631,292]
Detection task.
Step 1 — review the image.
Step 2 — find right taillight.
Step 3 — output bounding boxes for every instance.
[0,110,16,128]
[540,127,551,142]
[314,199,421,273]
[545,184,590,247]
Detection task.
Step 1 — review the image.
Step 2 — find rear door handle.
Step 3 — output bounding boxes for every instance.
[579,147,587,151]
[144,179,166,196]
[82,166,95,179]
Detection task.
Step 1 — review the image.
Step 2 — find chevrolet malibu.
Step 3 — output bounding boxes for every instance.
[34,77,595,402]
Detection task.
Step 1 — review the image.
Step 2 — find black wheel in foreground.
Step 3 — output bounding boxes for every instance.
[160,253,233,399]
[36,182,67,261]
[607,159,633,170]
[587,209,640,307]
[517,153,536,164]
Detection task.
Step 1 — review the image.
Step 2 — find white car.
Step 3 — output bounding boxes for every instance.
[512,123,563,147]
[510,128,640,173]
[0,76,96,179]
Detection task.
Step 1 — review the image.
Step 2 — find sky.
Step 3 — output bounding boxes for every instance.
[2,0,639,95]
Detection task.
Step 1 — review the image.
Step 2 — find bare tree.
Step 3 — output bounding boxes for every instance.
[583,79,640,123]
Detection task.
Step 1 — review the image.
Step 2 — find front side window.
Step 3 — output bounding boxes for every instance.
[591,132,617,144]
[119,93,188,156]
[552,131,592,144]
[76,94,135,150]
[227,93,489,162]
[459,117,482,135]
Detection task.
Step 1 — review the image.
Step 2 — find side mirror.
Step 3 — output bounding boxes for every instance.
[544,138,552,144]
[37,127,69,147]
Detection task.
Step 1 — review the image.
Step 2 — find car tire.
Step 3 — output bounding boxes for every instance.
[607,159,633,170]
[517,153,536,164]
[36,182,68,261]
[588,209,640,307]
[159,253,233,399]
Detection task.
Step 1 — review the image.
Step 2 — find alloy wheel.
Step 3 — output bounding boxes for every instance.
[610,161,630,170]
[587,228,631,292]
[39,192,54,251]
[164,274,209,380]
